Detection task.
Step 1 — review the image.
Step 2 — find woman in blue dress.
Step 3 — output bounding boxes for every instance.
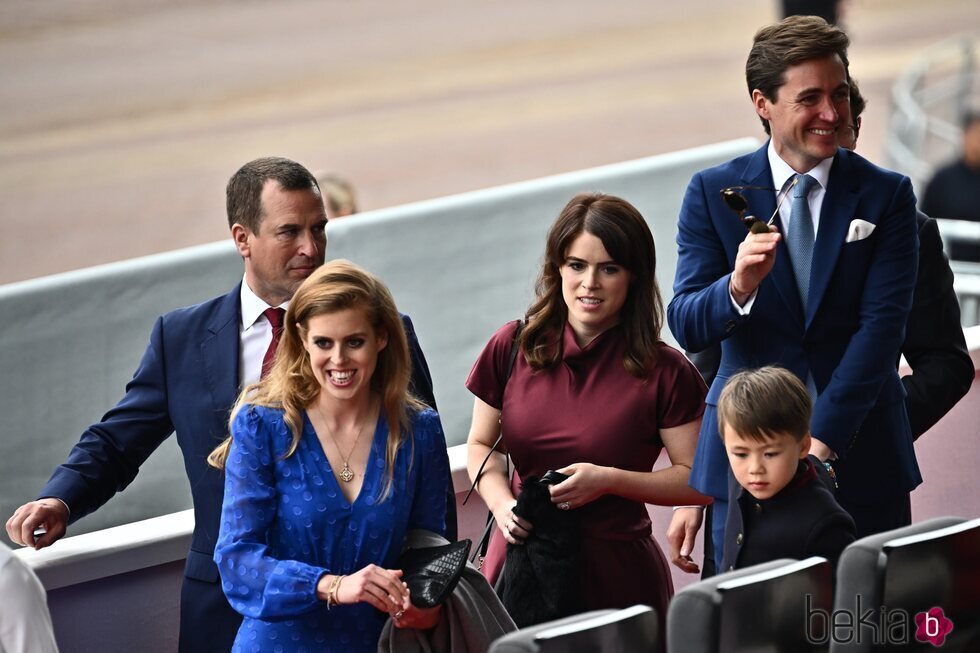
[209,259,452,653]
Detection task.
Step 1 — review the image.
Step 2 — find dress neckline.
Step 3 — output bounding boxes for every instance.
[303,409,387,508]
[561,321,622,362]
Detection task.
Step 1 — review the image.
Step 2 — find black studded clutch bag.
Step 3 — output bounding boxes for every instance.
[397,538,472,608]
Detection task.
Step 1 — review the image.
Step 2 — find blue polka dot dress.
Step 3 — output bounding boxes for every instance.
[214,405,450,653]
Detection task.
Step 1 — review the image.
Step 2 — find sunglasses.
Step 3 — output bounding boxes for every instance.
[720,177,799,234]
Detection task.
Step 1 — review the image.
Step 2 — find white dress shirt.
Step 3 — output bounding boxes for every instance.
[730,142,836,315]
[239,278,289,387]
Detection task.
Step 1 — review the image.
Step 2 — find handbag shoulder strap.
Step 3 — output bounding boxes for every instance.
[462,319,524,506]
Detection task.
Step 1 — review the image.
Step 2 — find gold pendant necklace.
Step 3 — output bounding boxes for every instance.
[314,403,370,483]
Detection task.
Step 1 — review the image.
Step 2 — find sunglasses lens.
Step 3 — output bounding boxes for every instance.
[721,190,748,213]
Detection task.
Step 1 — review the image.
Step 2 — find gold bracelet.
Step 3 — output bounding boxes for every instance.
[327,574,345,607]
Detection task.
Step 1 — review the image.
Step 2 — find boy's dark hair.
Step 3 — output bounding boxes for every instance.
[717,366,811,443]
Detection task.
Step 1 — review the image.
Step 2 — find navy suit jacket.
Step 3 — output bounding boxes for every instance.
[667,144,923,510]
[38,283,442,651]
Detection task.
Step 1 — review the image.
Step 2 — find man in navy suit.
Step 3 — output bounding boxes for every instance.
[5,157,446,652]
[666,16,922,570]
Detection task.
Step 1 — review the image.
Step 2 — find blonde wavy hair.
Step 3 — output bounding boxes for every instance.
[208,259,423,500]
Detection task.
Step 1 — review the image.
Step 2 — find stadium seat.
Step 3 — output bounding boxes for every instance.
[667,557,832,652]
[830,516,980,652]
[488,604,659,653]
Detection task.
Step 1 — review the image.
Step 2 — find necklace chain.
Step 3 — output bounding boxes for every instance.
[313,403,370,483]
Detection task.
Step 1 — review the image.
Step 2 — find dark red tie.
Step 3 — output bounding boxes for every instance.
[261,307,286,379]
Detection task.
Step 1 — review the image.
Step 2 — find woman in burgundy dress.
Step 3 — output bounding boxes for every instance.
[465,192,710,631]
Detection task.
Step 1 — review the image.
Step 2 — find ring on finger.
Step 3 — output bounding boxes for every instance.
[558,501,571,511]
[394,610,404,620]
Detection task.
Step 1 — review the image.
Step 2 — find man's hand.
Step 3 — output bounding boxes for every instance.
[808,437,835,462]
[666,507,705,574]
[6,498,69,550]
[731,226,781,306]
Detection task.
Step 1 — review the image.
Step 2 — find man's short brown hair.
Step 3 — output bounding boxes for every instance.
[226,157,320,233]
[746,15,851,135]
[717,366,811,443]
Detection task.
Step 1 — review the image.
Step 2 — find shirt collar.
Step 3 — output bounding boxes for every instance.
[240,277,288,331]
[766,139,835,194]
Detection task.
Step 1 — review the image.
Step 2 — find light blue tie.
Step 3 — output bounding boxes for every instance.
[785,173,820,401]
[786,173,817,308]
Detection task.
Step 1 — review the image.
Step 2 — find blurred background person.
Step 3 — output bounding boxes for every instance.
[920,111,980,261]
[318,173,359,220]
[210,260,452,652]
[781,0,844,25]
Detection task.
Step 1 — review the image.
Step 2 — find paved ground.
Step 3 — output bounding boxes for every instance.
[1,0,977,283]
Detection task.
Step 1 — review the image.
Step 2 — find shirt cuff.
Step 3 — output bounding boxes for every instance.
[729,287,758,315]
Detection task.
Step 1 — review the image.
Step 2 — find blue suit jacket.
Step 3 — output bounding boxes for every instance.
[667,144,922,508]
[38,283,441,651]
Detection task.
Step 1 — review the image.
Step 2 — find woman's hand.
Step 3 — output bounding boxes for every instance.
[391,591,442,630]
[548,463,610,509]
[492,498,533,545]
[318,565,407,614]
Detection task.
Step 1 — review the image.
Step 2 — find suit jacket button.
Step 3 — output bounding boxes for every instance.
[736,533,744,545]
[754,503,762,513]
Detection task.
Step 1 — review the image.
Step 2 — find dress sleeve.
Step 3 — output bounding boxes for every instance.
[407,409,451,536]
[655,345,708,429]
[214,406,328,620]
[465,321,521,409]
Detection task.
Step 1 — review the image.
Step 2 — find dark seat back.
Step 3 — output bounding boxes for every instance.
[831,516,980,653]
[667,557,833,653]
[489,605,659,653]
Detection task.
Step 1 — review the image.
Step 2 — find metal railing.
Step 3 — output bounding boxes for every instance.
[886,36,980,327]
[884,33,979,193]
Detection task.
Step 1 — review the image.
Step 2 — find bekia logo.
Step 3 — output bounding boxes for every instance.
[807,595,955,647]
[915,607,954,647]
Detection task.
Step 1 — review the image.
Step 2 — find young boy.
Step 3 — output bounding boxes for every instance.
[719,366,856,572]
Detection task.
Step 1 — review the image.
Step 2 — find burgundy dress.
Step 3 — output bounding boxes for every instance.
[466,321,707,618]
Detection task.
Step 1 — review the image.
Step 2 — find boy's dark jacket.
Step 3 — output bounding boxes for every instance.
[721,457,856,572]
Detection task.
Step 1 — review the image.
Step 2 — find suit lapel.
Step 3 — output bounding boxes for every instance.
[201,284,242,423]
[807,152,858,328]
[740,146,805,327]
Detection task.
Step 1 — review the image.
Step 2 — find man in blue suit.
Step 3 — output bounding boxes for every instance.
[666,16,921,570]
[5,157,445,652]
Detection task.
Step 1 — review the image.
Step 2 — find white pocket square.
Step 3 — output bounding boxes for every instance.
[845,219,876,243]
